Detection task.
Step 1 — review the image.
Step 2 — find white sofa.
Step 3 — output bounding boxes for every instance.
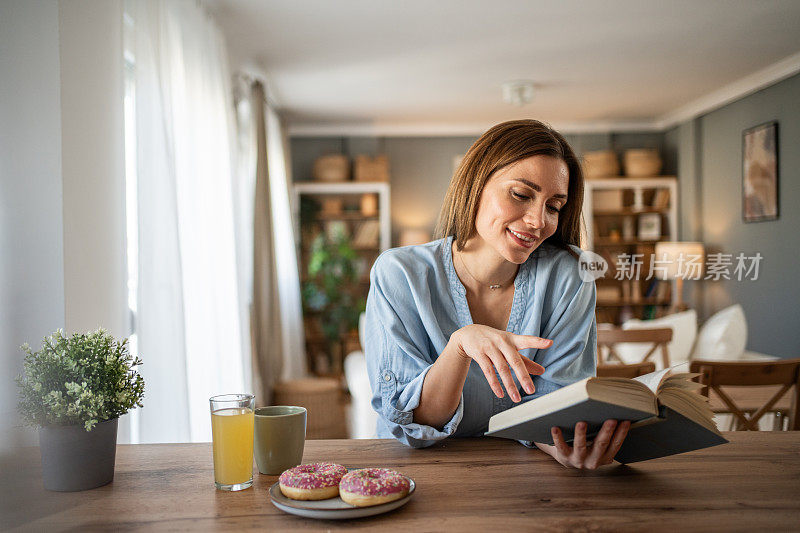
[607,304,778,372]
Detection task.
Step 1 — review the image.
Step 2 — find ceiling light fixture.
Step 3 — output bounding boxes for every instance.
[502,80,536,107]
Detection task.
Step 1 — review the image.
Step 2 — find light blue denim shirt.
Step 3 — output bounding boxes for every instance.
[364,235,596,448]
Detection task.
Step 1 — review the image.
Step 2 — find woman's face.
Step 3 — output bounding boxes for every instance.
[473,155,569,264]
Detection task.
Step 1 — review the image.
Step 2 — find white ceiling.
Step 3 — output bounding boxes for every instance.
[208,0,800,136]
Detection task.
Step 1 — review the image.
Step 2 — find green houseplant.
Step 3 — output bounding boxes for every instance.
[16,329,145,491]
[301,230,366,373]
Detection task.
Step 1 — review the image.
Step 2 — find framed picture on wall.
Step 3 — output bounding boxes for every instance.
[742,121,779,222]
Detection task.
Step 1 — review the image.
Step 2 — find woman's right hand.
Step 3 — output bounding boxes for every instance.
[452,324,551,403]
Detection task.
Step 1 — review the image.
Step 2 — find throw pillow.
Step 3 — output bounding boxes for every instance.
[691,304,747,360]
[617,309,698,369]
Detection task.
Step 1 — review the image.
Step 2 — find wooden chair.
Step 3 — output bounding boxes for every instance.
[689,358,800,431]
[597,362,656,379]
[596,327,673,368]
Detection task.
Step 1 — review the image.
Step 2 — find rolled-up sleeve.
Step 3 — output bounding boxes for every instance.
[364,252,463,448]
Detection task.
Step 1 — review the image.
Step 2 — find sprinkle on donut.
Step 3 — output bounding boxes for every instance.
[279,462,348,490]
[339,468,410,507]
[278,462,347,500]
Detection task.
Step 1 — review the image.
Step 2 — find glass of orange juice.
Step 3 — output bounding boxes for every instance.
[209,394,255,491]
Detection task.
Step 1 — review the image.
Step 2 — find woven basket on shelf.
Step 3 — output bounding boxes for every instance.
[313,154,350,182]
[582,150,620,179]
[272,378,347,439]
[623,149,662,177]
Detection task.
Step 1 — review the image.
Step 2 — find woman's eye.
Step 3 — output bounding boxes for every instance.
[547,205,562,213]
[511,191,529,200]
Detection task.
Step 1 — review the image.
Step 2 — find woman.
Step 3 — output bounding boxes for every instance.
[363,120,630,469]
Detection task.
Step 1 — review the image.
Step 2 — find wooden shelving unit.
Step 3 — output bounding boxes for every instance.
[582,177,678,325]
[292,181,391,376]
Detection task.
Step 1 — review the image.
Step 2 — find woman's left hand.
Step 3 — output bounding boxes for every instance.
[536,419,631,469]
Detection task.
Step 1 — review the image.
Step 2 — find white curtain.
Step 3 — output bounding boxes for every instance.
[265,104,307,382]
[129,0,248,443]
[236,78,307,395]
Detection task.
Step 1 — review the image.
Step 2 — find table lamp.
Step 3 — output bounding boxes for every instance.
[653,241,705,310]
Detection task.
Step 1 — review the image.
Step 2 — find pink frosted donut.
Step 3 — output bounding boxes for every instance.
[278,462,347,500]
[339,468,410,507]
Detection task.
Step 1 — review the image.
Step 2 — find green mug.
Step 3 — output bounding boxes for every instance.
[253,406,307,475]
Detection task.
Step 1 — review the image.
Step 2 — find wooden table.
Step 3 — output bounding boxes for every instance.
[3,434,800,531]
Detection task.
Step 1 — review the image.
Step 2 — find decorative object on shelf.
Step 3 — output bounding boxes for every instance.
[360,193,378,217]
[742,121,779,222]
[637,213,662,240]
[16,329,145,491]
[352,220,381,248]
[321,198,344,215]
[313,154,350,182]
[592,189,623,211]
[354,154,390,182]
[651,189,670,209]
[623,149,662,177]
[399,229,431,247]
[653,241,705,311]
[301,232,365,373]
[582,150,619,179]
[622,216,635,240]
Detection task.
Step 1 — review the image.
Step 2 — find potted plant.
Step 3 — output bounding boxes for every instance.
[301,230,365,373]
[16,329,145,491]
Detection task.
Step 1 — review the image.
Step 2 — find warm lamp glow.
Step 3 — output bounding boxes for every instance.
[399,229,431,247]
[653,241,705,280]
[653,241,705,310]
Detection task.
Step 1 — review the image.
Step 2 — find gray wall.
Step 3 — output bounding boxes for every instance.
[0,0,66,453]
[291,132,672,245]
[696,73,799,357]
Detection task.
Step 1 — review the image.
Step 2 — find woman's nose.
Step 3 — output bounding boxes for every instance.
[523,204,546,229]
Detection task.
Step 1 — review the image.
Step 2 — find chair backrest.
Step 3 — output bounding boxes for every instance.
[596,327,673,368]
[597,362,656,379]
[689,358,800,431]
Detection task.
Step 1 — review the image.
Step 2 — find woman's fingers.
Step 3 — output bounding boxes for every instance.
[602,420,630,463]
[551,427,572,458]
[573,421,588,456]
[497,342,535,395]
[473,353,504,398]
[513,334,553,351]
[584,420,618,468]
[521,356,545,376]
[486,348,520,402]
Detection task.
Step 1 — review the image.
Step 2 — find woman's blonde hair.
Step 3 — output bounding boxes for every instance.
[434,119,584,257]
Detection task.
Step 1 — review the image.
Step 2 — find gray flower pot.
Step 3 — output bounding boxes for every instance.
[38,417,118,491]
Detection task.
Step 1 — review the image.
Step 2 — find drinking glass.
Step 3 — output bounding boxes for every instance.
[209,393,255,491]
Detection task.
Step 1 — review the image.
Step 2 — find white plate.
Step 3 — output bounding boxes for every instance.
[268,476,415,520]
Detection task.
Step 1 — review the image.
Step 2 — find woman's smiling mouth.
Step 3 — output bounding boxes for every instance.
[507,228,537,247]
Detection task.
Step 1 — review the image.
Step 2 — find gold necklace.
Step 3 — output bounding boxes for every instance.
[456,250,508,290]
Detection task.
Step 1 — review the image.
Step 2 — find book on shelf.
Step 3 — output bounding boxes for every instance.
[485,367,728,463]
[651,189,670,209]
[352,220,381,248]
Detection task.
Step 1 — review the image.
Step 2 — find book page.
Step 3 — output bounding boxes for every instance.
[632,366,673,393]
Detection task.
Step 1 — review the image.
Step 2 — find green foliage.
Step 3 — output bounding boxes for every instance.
[16,329,145,432]
[302,231,365,345]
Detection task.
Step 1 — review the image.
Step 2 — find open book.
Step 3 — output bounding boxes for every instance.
[485,367,728,463]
